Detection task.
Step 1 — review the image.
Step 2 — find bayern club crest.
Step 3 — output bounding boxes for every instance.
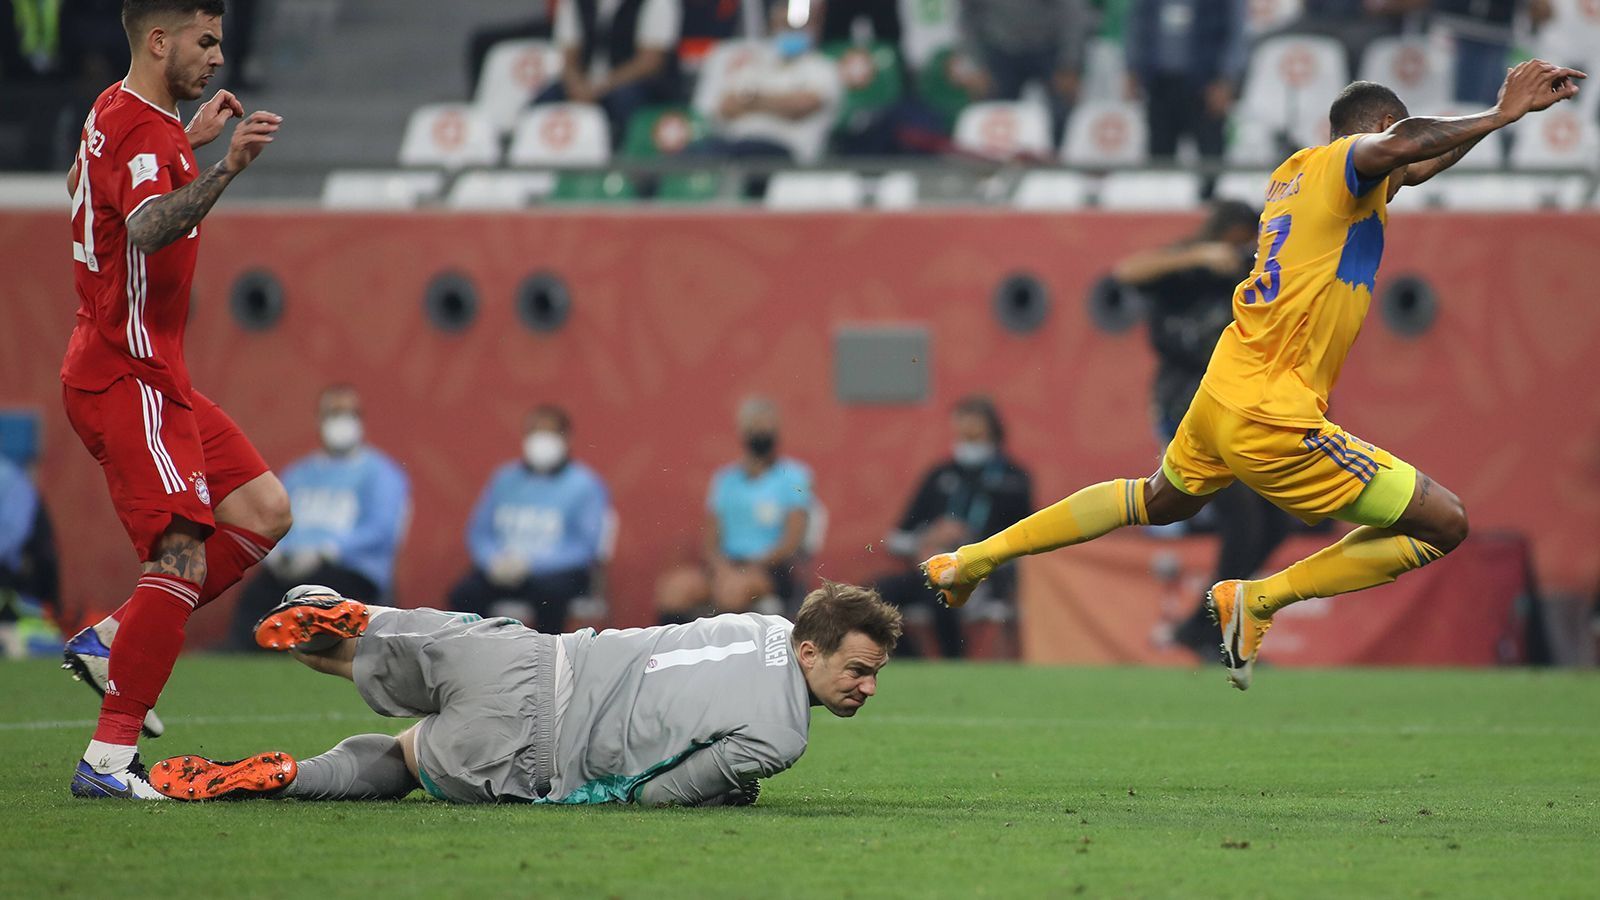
[190,472,211,506]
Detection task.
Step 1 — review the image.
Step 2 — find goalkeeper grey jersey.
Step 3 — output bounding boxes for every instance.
[546,613,812,805]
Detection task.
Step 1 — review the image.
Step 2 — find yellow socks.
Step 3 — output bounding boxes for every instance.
[1246,526,1445,617]
[955,478,1149,581]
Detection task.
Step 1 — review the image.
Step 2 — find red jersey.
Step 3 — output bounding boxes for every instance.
[62,80,202,407]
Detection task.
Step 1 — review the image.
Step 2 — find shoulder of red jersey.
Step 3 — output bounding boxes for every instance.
[93,82,185,144]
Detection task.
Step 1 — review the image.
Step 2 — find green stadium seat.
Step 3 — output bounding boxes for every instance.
[656,172,722,203]
[621,106,709,159]
[548,171,638,203]
[824,41,904,126]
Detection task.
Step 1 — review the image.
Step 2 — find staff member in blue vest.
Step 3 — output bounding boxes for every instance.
[873,396,1032,658]
[657,396,814,622]
[231,385,410,649]
[537,0,682,146]
[448,405,613,635]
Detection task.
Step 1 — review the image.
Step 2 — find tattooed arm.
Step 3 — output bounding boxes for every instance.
[125,161,237,253]
[1354,59,1584,183]
[1394,133,1489,192]
[125,108,281,254]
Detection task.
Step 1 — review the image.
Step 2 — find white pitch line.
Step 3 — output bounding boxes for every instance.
[0,711,376,732]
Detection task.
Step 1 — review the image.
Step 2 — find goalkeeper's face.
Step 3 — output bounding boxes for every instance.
[799,632,888,718]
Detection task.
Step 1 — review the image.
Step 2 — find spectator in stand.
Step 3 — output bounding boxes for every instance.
[0,453,60,617]
[449,405,612,635]
[690,0,842,163]
[1432,0,1520,105]
[957,0,1093,136]
[656,397,814,622]
[231,386,409,649]
[872,397,1032,659]
[1125,0,1247,182]
[537,0,682,146]
[1111,201,1298,658]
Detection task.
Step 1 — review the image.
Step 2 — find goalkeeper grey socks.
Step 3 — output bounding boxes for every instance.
[283,733,418,800]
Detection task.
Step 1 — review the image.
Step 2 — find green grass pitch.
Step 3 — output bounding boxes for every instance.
[2,656,1596,898]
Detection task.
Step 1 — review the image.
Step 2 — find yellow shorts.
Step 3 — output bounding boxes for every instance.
[1161,389,1416,527]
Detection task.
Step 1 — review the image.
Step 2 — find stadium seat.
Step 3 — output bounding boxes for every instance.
[656,172,724,203]
[622,106,708,159]
[445,171,557,209]
[1079,37,1128,101]
[507,104,611,167]
[1012,171,1092,210]
[1097,171,1202,210]
[1244,0,1303,38]
[875,171,919,209]
[397,104,499,169]
[764,171,868,209]
[1232,35,1348,163]
[1509,106,1600,172]
[548,171,638,204]
[321,171,445,210]
[1060,99,1148,167]
[0,173,71,208]
[1424,173,1590,211]
[953,101,1053,160]
[1359,37,1453,114]
[1213,170,1273,204]
[825,41,905,128]
[691,40,767,124]
[474,39,563,134]
[897,0,957,70]
[1535,0,1600,74]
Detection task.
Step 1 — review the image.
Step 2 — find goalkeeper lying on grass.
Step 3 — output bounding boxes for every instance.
[152,580,899,806]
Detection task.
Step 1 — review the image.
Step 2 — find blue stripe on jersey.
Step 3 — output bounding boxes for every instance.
[1344,144,1388,197]
[1335,212,1385,292]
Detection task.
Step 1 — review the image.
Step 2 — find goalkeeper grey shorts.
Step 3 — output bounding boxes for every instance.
[351,608,567,803]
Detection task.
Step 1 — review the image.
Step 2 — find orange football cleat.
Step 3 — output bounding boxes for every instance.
[919,552,980,609]
[1206,579,1273,691]
[152,752,297,801]
[253,585,370,652]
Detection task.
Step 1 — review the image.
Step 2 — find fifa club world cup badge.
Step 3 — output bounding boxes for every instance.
[190,472,212,507]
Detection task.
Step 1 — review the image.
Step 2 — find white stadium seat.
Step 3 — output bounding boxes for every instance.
[445,171,557,209]
[474,39,562,134]
[321,171,445,210]
[1232,35,1348,163]
[691,40,766,123]
[1213,170,1273,204]
[1359,37,1453,114]
[764,171,868,210]
[1097,171,1202,210]
[1535,0,1600,73]
[1509,106,1600,171]
[875,171,920,209]
[397,104,499,169]
[897,0,957,70]
[1060,99,1148,167]
[1012,171,1091,210]
[1422,173,1591,211]
[507,104,611,167]
[1244,0,1303,38]
[953,101,1053,160]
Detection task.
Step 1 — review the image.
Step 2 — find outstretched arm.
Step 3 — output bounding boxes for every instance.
[1353,59,1584,182]
[126,109,280,253]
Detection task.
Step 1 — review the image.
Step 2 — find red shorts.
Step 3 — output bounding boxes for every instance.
[64,377,270,562]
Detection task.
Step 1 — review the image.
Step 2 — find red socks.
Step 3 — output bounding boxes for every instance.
[197,523,275,607]
[93,574,199,745]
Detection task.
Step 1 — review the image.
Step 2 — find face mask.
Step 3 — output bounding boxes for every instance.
[745,432,778,458]
[774,30,812,59]
[952,440,994,467]
[321,414,363,454]
[523,431,567,472]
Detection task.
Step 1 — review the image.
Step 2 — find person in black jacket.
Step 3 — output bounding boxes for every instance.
[874,396,1032,658]
[1113,199,1298,658]
[538,0,682,145]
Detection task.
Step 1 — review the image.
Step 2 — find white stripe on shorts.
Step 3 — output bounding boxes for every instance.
[138,380,185,495]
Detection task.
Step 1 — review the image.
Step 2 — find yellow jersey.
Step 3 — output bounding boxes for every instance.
[1200,134,1390,428]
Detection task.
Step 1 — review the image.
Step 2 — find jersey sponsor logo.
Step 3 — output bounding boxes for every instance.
[764,626,790,667]
[128,153,159,189]
[645,640,757,673]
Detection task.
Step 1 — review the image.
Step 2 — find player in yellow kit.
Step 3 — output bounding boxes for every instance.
[923,59,1586,690]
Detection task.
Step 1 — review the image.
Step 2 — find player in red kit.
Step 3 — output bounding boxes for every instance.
[62,0,293,799]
